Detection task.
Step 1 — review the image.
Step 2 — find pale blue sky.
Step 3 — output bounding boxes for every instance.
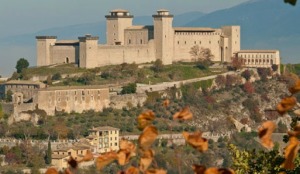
[0,0,249,38]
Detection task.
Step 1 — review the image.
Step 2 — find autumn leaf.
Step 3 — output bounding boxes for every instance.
[96,151,118,170]
[192,164,206,174]
[45,168,59,174]
[284,0,297,6]
[67,156,78,169]
[138,125,158,150]
[173,106,193,121]
[288,124,300,136]
[276,96,297,115]
[258,121,276,149]
[117,139,136,165]
[204,167,236,174]
[282,136,299,170]
[182,131,208,152]
[145,169,167,174]
[137,110,156,130]
[77,150,93,163]
[140,149,155,172]
[289,78,300,94]
[118,166,140,174]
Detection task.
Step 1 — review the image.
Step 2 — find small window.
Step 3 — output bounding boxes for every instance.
[140,39,143,44]
[115,142,118,146]
[128,39,131,44]
[177,41,179,44]
[185,41,186,44]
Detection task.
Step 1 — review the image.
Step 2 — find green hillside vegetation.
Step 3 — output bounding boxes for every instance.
[21,62,226,86]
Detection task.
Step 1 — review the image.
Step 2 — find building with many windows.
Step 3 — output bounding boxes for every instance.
[87,126,120,153]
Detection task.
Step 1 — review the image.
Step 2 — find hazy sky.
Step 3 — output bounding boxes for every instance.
[0,0,250,77]
[0,0,249,38]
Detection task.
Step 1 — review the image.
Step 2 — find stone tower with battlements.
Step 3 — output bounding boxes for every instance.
[78,35,99,68]
[153,9,174,65]
[105,9,133,45]
[36,36,57,66]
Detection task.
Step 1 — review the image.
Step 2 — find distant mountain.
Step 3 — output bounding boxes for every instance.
[0,11,204,46]
[185,0,300,63]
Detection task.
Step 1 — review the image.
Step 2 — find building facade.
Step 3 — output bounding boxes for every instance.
[234,50,280,69]
[0,80,45,102]
[35,86,110,116]
[87,126,120,153]
[36,9,240,68]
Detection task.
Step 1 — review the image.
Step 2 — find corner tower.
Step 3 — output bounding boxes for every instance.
[221,26,241,62]
[79,34,99,68]
[36,36,57,66]
[105,9,133,45]
[153,9,174,65]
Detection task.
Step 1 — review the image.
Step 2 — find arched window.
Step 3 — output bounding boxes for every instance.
[66,57,69,63]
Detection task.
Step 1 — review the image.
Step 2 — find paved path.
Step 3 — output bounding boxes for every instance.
[136,71,236,93]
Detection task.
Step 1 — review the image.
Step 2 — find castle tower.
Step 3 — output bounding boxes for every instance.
[36,36,57,66]
[105,9,133,45]
[153,9,174,65]
[78,34,99,68]
[221,26,241,62]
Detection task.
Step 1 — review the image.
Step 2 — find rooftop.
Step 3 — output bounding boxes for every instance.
[236,50,279,53]
[52,154,69,159]
[55,40,79,44]
[39,85,109,91]
[110,9,129,13]
[174,27,216,32]
[90,126,120,131]
[3,80,44,86]
[126,25,154,30]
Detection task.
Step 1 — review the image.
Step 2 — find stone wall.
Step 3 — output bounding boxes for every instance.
[173,30,222,62]
[109,93,147,109]
[51,45,79,65]
[36,87,110,115]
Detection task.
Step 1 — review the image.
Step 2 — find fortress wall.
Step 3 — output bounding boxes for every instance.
[173,32,221,62]
[109,93,147,109]
[37,88,109,115]
[124,29,151,45]
[96,41,155,66]
[51,45,79,64]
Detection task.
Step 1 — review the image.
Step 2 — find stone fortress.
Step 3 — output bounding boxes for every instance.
[1,9,281,122]
[37,9,254,68]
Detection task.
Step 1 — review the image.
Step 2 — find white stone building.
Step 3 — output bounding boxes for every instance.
[36,9,241,67]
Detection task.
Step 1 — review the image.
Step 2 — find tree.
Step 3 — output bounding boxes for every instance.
[51,73,62,80]
[46,75,52,85]
[0,103,3,119]
[257,68,270,81]
[243,81,255,94]
[121,83,137,94]
[152,59,164,72]
[241,70,251,81]
[272,64,279,72]
[189,45,214,69]
[9,72,19,80]
[15,58,29,73]
[77,72,96,85]
[215,75,226,88]
[5,90,13,102]
[230,57,244,71]
[45,141,52,165]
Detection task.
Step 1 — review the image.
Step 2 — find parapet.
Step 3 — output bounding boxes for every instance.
[105,9,133,18]
[36,36,57,39]
[153,9,173,18]
[78,34,99,42]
